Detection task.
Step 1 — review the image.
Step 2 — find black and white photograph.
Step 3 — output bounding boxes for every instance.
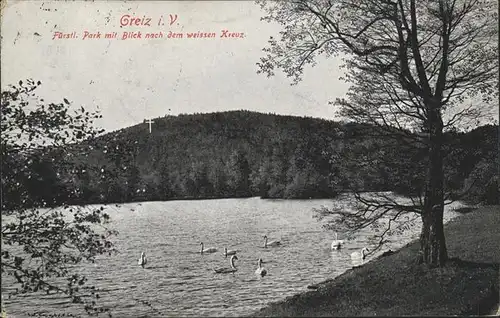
[1,0,499,317]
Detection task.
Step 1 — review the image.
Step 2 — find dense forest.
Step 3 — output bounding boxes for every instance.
[3,111,498,209]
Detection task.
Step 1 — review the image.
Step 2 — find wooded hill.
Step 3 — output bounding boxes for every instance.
[5,111,498,208]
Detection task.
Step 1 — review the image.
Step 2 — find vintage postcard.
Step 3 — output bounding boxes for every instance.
[1,0,498,317]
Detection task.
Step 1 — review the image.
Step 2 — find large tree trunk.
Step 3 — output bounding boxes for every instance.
[420,100,448,267]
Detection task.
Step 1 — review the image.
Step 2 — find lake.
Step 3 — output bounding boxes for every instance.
[2,195,465,317]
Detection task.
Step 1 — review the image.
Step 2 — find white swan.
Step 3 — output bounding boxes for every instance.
[200,242,217,254]
[223,247,238,258]
[255,258,267,277]
[138,252,147,268]
[331,232,345,250]
[263,235,281,248]
[351,247,370,261]
[214,255,238,274]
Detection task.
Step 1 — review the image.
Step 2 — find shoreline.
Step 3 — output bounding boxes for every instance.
[17,190,421,210]
[250,206,500,317]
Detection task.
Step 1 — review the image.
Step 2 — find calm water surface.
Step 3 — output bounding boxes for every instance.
[2,196,465,317]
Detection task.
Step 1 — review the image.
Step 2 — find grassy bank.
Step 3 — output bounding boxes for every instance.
[252,206,500,317]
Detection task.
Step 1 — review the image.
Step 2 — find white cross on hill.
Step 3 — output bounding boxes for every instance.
[147,118,154,133]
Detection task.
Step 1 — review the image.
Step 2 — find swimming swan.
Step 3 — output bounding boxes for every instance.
[214,255,238,274]
[223,247,238,258]
[331,232,345,250]
[263,235,281,248]
[255,258,267,277]
[200,242,218,254]
[351,247,370,260]
[138,252,147,268]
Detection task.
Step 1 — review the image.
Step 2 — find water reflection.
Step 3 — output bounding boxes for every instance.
[2,196,465,317]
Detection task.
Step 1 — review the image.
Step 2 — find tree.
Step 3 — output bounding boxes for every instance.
[1,79,118,315]
[190,163,214,197]
[256,0,498,266]
[285,145,331,198]
[226,150,251,196]
[158,164,175,199]
[250,158,273,197]
[209,159,230,197]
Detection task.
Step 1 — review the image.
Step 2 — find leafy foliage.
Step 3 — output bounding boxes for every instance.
[1,80,118,315]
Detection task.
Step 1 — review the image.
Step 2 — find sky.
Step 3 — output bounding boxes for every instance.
[1,0,350,133]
